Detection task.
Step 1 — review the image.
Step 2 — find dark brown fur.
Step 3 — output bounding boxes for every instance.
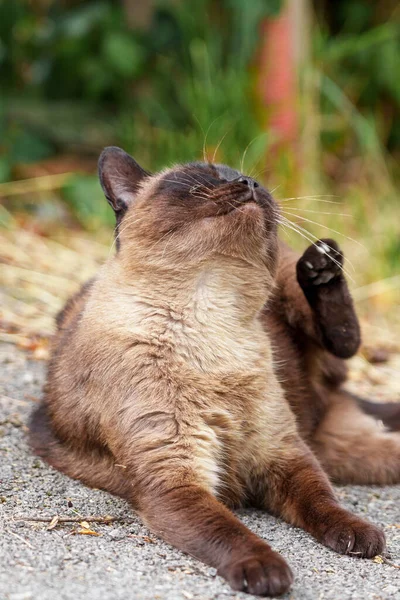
[29,148,396,596]
[264,240,400,485]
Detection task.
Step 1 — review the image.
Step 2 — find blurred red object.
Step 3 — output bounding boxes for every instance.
[257,1,300,151]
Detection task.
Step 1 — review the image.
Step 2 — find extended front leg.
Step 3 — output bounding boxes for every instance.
[260,441,385,558]
[138,482,293,596]
[296,239,361,358]
[110,423,293,597]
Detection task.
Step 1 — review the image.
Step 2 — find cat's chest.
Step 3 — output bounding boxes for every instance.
[161,284,269,372]
[96,279,271,374]
[138,299,269,374]
[173,317,267,373]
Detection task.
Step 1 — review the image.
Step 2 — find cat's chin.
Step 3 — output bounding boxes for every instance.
[228,199,262,213]
[203,201,263,221]
[236,201,260,213]
[226,201,266,223]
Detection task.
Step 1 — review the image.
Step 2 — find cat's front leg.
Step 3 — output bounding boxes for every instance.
[111,426,293,597]
[296,238,361,358]
[137,482,293,596]
[258,440,385,558]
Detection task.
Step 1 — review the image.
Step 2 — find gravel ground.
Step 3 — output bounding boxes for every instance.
[0,343,399,600]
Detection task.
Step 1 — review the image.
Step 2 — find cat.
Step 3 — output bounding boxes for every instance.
[30,147,395,597]
[265,238,400,485]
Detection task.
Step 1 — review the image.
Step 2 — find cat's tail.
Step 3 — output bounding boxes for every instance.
[354,396,400,431]
[29,402,131,499]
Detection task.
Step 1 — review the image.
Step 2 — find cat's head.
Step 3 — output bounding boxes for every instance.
[99,147,279,275]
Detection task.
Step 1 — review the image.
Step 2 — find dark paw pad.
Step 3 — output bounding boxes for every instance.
[297,238,343,288]
[219,549,293,597]
[321,516,385,559]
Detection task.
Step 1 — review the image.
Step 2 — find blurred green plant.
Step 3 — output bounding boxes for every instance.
[0,0,399,295]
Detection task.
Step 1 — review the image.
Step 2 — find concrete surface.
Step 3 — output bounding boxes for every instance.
[0,343,399,600]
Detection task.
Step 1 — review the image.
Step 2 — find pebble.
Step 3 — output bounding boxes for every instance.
[107,529,126,541]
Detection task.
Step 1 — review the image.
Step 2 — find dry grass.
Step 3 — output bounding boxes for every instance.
[0,226,109,356]
[1,224,399,401]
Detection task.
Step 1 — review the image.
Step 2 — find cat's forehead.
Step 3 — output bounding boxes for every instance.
[213,164,241,181]
[140,161,246,200]
[166,161,242,180]
[182,162,241,181]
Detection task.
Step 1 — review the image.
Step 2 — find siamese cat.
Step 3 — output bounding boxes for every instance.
[30,147,399,597]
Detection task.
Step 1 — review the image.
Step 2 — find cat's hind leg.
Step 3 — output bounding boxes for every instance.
[29,402,131,499]
[311,391,400,485]
[30,403,294,595]
[247,435,385,558]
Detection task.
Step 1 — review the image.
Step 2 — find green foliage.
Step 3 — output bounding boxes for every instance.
[0,0,398,287]
[0,103,55,176]
[2,0,398,168]
[62,174,113,230]
[0,1,146,102]
[117,0,282,172]
[316,17,400,156]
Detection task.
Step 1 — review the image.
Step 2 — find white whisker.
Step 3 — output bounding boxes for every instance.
[108,215,148,257]
[270,185,281,195]
[239,134,265,175]
[202,117,221,163]
[248,166,270,181]
[278,216,355,282]
[212,127,233,165]
[280,211,365,252]
[181,172,214,193]
[279,195,341,205]
[281,207,351,217]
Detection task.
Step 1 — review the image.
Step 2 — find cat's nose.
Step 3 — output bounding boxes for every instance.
[237,176,259,191]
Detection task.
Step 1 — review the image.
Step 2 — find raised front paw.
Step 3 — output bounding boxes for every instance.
[321,513,385,558]
[297,238,343,288]
[218,548,293,597]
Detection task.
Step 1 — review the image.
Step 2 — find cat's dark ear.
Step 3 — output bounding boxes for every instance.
[98,147,150,215]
